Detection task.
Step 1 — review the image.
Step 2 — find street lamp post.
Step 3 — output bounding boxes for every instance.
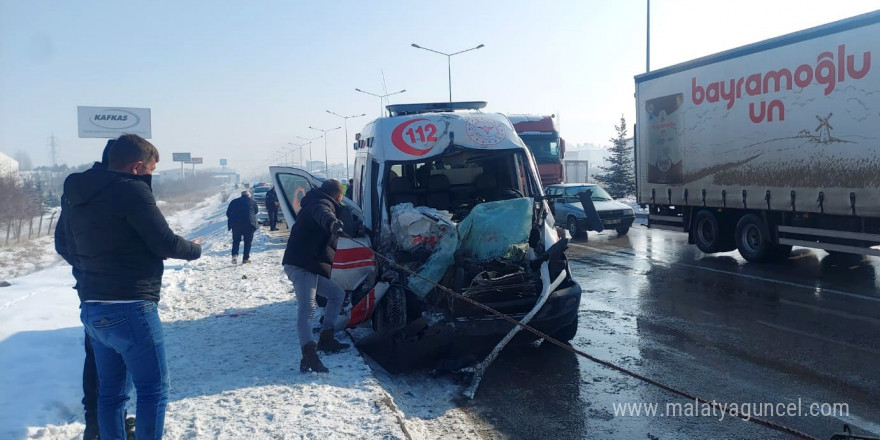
[286,143,306,166]
[326,110,366,179]
[277,149,289,166]
[410,43,484,102]
[355,88,406,116]
[295,135,322,172]
[308,125,341,176]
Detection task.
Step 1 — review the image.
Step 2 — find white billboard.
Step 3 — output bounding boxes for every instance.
[77,106,152,139]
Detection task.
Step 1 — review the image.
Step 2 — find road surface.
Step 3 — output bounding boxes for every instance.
[463,224,880,439]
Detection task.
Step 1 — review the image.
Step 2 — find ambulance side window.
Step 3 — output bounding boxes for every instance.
[353,155,365,208]
[389,164,403,180]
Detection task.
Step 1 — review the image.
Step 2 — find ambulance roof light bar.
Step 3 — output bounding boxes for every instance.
[386,101,487,116]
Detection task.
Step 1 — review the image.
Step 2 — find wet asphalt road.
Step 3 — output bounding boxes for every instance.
[464,223,880,440]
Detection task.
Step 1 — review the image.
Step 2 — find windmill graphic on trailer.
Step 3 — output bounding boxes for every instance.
[815,113,834,143]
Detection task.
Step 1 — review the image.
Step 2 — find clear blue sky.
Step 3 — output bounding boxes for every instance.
[1,0,877,177]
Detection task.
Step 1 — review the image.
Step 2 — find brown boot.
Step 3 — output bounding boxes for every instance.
[317,329,350,353]
[300,342,328,373]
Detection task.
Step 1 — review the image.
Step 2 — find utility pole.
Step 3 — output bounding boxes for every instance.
[48,134,59,167]
[646,0,651,72]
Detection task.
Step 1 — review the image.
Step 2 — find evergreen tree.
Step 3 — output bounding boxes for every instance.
[594,115,635,198]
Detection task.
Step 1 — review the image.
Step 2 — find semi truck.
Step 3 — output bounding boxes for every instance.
[634,10,880,262]
[508,115,566,186]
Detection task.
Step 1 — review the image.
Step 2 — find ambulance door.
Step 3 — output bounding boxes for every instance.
[269,166,375,291]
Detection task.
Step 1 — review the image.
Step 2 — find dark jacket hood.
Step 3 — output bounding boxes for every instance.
[64,168,151,206]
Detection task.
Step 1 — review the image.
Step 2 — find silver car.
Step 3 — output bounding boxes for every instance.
[545,184,635,237]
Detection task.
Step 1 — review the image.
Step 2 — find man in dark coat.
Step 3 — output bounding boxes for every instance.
[282,179,350,373]
[265,186,280,231]
[56,134,202,440]
[56,139,120,440]
[226,190,259,263]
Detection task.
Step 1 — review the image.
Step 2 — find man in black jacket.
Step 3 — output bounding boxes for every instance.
[265,186,280,231]
[56,139,121,440]
[282,179,350,373]
[56,134,202,440]
[226,190,259,263]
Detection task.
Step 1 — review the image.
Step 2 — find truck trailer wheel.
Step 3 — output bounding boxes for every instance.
[735,214,786,262]
[693,210,733,253]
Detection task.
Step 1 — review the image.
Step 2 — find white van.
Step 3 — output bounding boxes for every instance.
[271,102,582,368]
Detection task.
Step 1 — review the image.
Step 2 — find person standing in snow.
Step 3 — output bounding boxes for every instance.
[282,179,350,373]
[56,134,202,440]
[265,186,280,231]
[56,139,132,440]
[226,190,259,263]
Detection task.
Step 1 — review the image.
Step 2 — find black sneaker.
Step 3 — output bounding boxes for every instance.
[125,416,136,440]
[83,423,100,440]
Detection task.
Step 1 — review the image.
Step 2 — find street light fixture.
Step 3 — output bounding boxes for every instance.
[308,125,341,176]
[355,88,406,116]
[326,110,366,179]
[410,43,484,102]
[295,135,322,172]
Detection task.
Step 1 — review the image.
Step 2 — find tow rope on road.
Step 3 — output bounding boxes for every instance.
[338,232,860,440]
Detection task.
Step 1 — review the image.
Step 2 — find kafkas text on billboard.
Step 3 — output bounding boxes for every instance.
[77,106,152,139]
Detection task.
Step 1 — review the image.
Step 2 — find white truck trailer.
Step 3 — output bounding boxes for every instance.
[635,10,880,262]
[564,159,589,183]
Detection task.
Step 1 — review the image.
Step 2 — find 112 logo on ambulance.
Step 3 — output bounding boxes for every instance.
[391,118,439,156]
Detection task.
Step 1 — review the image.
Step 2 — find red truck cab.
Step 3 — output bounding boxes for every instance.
[508,115,565,186]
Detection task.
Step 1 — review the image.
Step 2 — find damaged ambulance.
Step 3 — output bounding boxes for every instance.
[270,102,582,371]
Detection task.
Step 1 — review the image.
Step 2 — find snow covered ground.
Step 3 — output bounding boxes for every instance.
[0,193,485,440]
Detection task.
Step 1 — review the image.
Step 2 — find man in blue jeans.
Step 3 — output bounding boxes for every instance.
[57,134,202,440]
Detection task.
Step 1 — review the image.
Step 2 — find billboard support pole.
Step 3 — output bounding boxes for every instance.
[646,0,651,72]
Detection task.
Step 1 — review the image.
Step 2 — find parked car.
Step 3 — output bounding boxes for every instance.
[545,183,635,236]
[252,184,271,205]
[256,208,269,225]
